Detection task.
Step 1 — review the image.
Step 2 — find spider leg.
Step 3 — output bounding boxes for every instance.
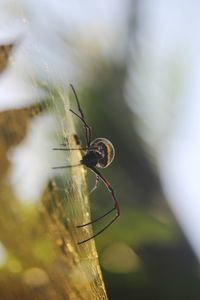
[69,109,92,148]
[77,167,120,244]
[69,84,92,147]
[83,167,120,220]
[89,175,100,194]
[77,206,115,227]
[70,84,85,120]
[52,147,89,151]
[52,164,82,169]
[77,215,119,245]
[78,167,120,226]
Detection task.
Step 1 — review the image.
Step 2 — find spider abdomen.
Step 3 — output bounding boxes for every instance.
[90,138,115,168]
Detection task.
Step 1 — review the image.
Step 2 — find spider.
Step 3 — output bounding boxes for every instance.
[53,84,120,244]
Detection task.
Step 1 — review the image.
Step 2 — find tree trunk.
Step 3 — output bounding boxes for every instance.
[0,45,108,300]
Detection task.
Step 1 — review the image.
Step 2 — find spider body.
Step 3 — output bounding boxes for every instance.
[53,84,120,244]
[81,138,115,169]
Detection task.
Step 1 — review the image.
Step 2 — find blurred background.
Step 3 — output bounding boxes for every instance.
[1,1,200,299]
